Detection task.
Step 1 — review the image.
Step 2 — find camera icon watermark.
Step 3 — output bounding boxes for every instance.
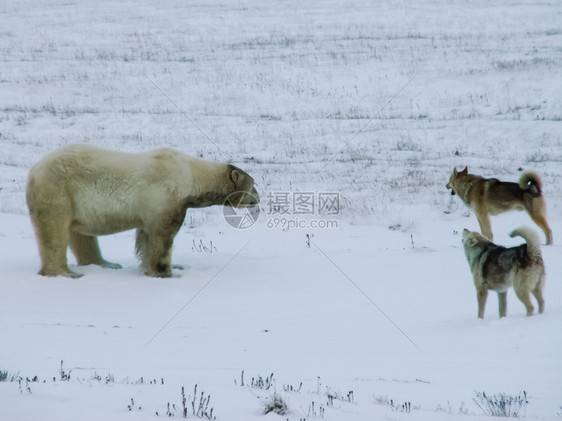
[223,192,261,229]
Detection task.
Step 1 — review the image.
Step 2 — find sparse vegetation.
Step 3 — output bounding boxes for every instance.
[236,370,275,390]
[192,239,217,253]
[373,395,419,413]
[307,400,326,418]
[326,389,354,407]
[263,392,288,415]
[283,381,303,393]
[1,365,556,419]
[190,385,215,419]
[158,385,215,419]
[473,391,529,418]
[127,397,142,412]
[434,400,469,415]
[59,360,71,382]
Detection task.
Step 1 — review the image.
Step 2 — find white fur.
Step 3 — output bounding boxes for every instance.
[26,144,257,277]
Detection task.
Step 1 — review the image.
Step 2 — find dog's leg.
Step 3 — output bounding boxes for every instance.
[475,211,493,241]
[532,284,545,314]
[514,285,535,316]
[476,288,488,319]
[497,291,507,318]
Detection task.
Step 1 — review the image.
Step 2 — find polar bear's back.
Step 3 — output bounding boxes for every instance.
[32,144,168,174]
[28,144,197,187]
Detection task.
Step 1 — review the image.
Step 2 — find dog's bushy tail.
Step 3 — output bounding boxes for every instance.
[519,172,542,196]
[510,226,542,259]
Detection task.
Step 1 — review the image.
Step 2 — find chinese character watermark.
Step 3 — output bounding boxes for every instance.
[223,191,340,230]
[318,193,340,215]
[293,192,315,215]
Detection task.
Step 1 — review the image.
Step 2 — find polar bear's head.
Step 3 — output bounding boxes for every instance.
[228,165,259,208]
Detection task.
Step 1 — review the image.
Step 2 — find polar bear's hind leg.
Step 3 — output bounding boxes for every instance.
[30,212,81,278]
[69,232,122,269]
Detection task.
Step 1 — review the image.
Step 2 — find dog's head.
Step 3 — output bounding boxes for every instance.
[446,166,468,196]
[462,228,492,267]
[462,228,492,261]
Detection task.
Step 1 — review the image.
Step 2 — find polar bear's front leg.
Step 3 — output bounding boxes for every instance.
[135,204,187,278]
[153,239,174,277]
[135,228,176,278]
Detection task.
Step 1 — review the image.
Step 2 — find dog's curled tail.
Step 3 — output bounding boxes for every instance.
[519,172,542,196]
[510,226,542,259]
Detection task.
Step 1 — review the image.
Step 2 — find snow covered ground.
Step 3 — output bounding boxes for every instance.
[1,0,561,420]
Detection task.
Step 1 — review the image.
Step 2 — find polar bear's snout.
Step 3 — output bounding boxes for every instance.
[226,187,260,208]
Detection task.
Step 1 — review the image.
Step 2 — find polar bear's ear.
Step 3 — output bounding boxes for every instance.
[231,169,243,184]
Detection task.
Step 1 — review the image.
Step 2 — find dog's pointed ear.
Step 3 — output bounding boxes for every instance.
[453,168,458,175]
[461,166,468,174]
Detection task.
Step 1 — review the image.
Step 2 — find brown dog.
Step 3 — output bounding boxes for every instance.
[447,167,552,245]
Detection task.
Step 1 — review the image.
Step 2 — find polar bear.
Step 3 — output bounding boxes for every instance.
[26,144,259,278]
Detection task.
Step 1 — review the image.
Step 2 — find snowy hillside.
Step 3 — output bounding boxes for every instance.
[1,1,561,420]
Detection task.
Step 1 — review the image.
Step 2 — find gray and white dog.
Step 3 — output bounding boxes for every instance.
[462,227,545,319]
